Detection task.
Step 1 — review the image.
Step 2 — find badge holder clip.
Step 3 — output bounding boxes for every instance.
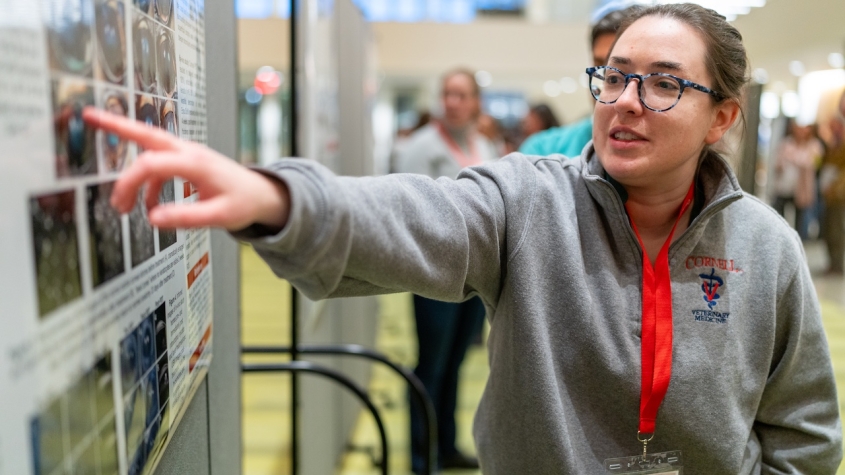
[604,434,683,474]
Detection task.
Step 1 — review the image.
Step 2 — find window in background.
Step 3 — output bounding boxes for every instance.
[482,91,527,129]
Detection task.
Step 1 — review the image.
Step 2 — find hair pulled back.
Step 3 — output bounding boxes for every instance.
[616,3,749,106]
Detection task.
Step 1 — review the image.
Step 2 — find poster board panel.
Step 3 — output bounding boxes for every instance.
[0,1,212,474]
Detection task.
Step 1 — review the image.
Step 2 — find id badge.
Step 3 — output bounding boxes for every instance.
[604,450,683,474]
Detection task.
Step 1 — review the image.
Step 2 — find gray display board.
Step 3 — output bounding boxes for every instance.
[0,1,214,474]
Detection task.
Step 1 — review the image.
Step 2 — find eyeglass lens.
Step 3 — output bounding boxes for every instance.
[589,67,682,111]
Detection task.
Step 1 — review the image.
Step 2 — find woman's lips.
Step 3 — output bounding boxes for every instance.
[608,127,647,149]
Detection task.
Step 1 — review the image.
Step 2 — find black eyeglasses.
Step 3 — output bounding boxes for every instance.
[585,66,725,112]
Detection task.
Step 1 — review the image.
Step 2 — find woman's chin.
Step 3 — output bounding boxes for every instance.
[599,156,649,185]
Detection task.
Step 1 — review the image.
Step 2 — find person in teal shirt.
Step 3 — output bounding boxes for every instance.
[520,6,639,157]
[520,115,593,157]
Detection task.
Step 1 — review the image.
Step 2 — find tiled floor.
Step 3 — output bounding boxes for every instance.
[241,242,845,475]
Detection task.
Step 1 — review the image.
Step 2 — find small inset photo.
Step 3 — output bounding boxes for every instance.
[30,397,65,475]
[133,12,157,93]
[30,189,83,317]
[157,28,176,97]
[158,180,178,251]
[154,0,173,28]
[98,88,130,172]
[134,0,152,16]
[135,93,160,154]
[45,0,95,77]
[129,189,155,267]
[87,181,125,288]
[53,78,98,177]
[95,0,127,85]
[160,99,178,136]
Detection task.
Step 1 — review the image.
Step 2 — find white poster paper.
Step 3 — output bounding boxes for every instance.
[0,1,212,474]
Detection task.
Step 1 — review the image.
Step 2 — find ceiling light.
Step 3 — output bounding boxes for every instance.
[543,80,561,98]
[759,92,779,119]
[781,91,800,118]
[788,60,805,77]
[829,53,845,69]
[475,70,493,88]
[752,68,769,84]
[651,0,764,20]
[559,77,577,94]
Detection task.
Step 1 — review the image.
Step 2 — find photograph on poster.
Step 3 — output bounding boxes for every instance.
[154,0,174,28]
[158,180,178,251]
[134,12,158,93]
[136,93,160,129]
[30,189,83,317]
[53,78,98,177]
[157,28,177,97]
[160,99,178,135]
[30,353,119,475]
[87,181,126,287]
[95,0,127,85]
[129,189,155,267]
[98,88,131,171]
[45,0,95,77]
[122,305,171,475]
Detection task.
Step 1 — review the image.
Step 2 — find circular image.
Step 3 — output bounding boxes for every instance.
[136,95,160,128]
[157,29,177,96]
[133,16,157,92]
[136,0,151,14]
[101,91,129,170]
[154,0,173,26]
[160,100,177,136]
[95,0,126,84]
[47,0,94,76]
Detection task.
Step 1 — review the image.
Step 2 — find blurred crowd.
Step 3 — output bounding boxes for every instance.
[773,91,845,275]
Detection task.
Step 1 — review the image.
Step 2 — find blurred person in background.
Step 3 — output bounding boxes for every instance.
[521,104,560,141]
[478,113,513,156]
[520,5,641,157]
[389,111,431,173]
[821,92,845,275]
[394,68,494,472]
[772,120,824,239]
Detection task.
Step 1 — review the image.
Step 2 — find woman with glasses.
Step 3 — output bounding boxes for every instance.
[87,3,841,473]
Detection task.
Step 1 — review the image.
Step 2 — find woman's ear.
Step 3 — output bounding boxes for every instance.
[705,99,741,145]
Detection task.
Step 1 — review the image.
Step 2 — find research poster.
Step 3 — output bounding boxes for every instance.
[0,1,212,474]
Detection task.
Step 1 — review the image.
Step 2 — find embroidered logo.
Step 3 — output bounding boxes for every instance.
[699,268,723,310]
[685,255,743,274]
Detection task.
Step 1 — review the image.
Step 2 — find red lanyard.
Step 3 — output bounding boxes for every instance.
[626,182,695,437]
[436,121,482,169]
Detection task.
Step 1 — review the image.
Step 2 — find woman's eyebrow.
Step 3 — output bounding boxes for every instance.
[651,60,684,72]
[609,57,686,74]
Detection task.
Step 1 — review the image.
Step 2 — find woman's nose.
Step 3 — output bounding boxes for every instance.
[614,78,643,113]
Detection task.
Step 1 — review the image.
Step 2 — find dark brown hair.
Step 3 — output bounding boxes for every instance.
[590,5,644,48]
[615,3,749,105]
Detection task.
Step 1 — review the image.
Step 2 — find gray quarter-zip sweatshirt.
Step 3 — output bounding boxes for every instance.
[239,145,842,474]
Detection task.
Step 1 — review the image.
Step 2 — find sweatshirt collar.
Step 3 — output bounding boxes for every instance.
[580,141,743,223]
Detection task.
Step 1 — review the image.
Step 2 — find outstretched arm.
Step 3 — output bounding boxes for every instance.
[83,107,290,231]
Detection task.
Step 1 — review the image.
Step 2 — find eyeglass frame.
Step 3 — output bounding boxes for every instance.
[585,65,726,112]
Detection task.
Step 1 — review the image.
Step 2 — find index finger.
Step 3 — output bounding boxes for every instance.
[82,107,184,152]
